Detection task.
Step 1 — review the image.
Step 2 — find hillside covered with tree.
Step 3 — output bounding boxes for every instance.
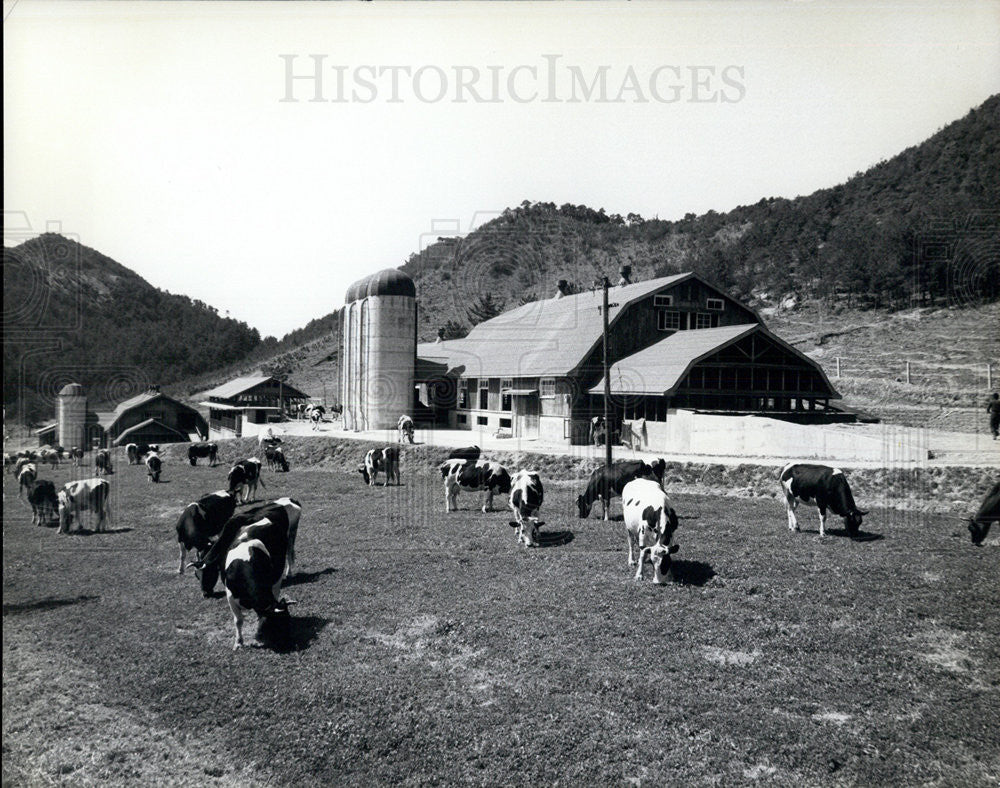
[3,234,265,422]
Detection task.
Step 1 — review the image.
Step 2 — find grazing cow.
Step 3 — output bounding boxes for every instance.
[308,405,326,430]
[508,470,544,547]
[359,446,400,487]
[175,490,237,582]
[15,456,34,478]
[27,479,59,526]
[447,445,481,462]
[38,448,60,470]
[188,442,218,466]
[190,501,299,649]
[57,478,111,534]
[576,460,665,520]
[968,480,1000,546]
[622,478,680,584]
[95,449,113,476]
[398,414,415,444]
[126,443,139,464]
[265,445,289,473]
[228,457,264,503]
[146,451,163,482]
[18,463,37,498]
[69,447,84,465]
[439,458,512,513]
[779,463,868,537]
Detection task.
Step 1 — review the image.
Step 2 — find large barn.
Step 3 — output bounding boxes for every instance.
[201,376,311,438]
[415,272,841,445]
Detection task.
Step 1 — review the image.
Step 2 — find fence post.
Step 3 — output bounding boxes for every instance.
[836,357,841,378]
[989,363,993,390]
[905,361,911,385]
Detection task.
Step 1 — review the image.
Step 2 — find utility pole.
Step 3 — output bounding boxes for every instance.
[602,276,612,473]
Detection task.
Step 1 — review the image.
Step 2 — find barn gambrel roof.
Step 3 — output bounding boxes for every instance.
[417,273,752,378]
[203,376,310,401]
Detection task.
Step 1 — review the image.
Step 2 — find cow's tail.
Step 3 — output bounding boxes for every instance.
[257,474,266,490]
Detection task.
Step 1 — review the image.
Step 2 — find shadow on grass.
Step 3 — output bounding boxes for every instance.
[3,594,99,616]
[266,615,330,653]
[285,567,337,587]
[537,530,574,548]
[70,527,133,536]
[670,560,716,586]
[815,527,885,542]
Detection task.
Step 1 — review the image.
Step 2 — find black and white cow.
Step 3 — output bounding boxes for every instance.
[398,414,415,444]
[622,478,680,584]
[15,456,34,479]
[359,446,400,487]
[779,463,867,537]
[190,500,301,649]
[69,447,84,466]
[447,445,481,462]
[95,449,113,476]
[228,457,264,504]
[439,458,512,513]
[126,443,140,464]
[18,463,38,498]
[968,480,1000,546]
[308,405,326,430]
[175,490,238,582]
[188,442,218,466]
[27,479,59,526]
[576,459,665,520]
[264,444,289,473]
[146,451,163,483]
[38,448,60,470]
[57,478,111,534]
[508,470,544,547]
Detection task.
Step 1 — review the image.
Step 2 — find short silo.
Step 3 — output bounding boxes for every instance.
[341,269,416,431]
[57,382,87,449]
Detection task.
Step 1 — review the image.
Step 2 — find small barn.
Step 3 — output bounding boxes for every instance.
[105,389,208,446]
[416,272,841,444]
[200,376,311,438]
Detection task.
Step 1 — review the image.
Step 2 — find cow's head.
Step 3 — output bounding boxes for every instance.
[844,509,866,536]
[254,600,294,650]
[968,519,991,546]
[649,459,666,485]
[195,555,220,597]
[509,518,544,548]
[357,464,371,485]
[649,543,680,585]
[576,494,593,519]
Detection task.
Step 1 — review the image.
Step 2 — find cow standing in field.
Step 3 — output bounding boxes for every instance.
[126,443,139,464]
[447,446,481,462]
[15,456,34,478]
[306,405,326,430]
[228,458,264,504]
[968,480,1000,546]
[57,478,111,534]
[508,470,544,547]
[18,463,37,498]
[27,479,59,526]
[439,458,512,513]
[265,445,289,473]
[69,447,84,466]
[190,500,301,648]
[175,490,237,583]
[359,447,400,487]
[38,448,60,470]
[95,449,113,476]
[188,442,218,466]
[576,459,666,520]
[622,478,680,584]
[146,451,163,482]
[398,414,415,444]
[779,463,867,537]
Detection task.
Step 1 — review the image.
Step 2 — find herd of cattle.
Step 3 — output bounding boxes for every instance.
[6,433,1000,650]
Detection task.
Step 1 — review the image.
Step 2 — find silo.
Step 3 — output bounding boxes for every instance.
[57,382,87,449]
[341,269,416,431]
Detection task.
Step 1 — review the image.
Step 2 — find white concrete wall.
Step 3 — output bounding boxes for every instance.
[539,415,567,442]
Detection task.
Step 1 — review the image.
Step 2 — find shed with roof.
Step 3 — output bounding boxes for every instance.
[200,375,311,438]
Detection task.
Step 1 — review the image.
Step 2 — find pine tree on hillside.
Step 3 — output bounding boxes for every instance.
[466,293,506,326]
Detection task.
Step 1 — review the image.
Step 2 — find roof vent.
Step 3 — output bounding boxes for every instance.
[554,280,569,299]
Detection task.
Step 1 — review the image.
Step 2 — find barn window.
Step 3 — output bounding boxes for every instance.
[477,416,488,426]
[695,312,715,329]
[654,294,674,307]
[657,310,680,331]
[540,377,556,397]
[501,378,513,411]
[457,379,469,409]
[478,379,489,410]
[706,297,724,311]
[500,417,512,429]
[457,413,467,425]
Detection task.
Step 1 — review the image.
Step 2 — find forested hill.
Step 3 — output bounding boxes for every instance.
[3,234,265,422]
[402,94,999,340]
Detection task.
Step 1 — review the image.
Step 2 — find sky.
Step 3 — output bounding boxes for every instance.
[5,0,999,339]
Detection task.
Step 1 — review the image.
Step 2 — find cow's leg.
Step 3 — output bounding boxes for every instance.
[602,496,609,521]
[818,507,827,537]
[483,489,494,514]
[634,547,648,581]
[444,481,453,512]
[228,596,245,650]
[178,544,187,574]
[785,497,798,532]
[627,529,638,566]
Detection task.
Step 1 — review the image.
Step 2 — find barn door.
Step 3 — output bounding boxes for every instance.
[514,394,540,439]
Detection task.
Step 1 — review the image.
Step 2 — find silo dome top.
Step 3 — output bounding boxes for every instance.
[345,268,416,303]
[58,383,86,397]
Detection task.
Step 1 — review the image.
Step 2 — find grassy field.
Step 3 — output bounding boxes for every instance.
[3,446,999,786]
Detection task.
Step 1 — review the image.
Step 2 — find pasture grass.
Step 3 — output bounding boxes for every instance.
[3,451,999,786]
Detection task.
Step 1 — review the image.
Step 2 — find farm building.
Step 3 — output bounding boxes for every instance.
[201,376,311,438]
[104,388,208,446]
[413,272,841,445]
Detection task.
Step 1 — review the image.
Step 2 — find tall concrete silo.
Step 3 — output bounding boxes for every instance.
[57,382,87,449]
[341,268,416,431]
